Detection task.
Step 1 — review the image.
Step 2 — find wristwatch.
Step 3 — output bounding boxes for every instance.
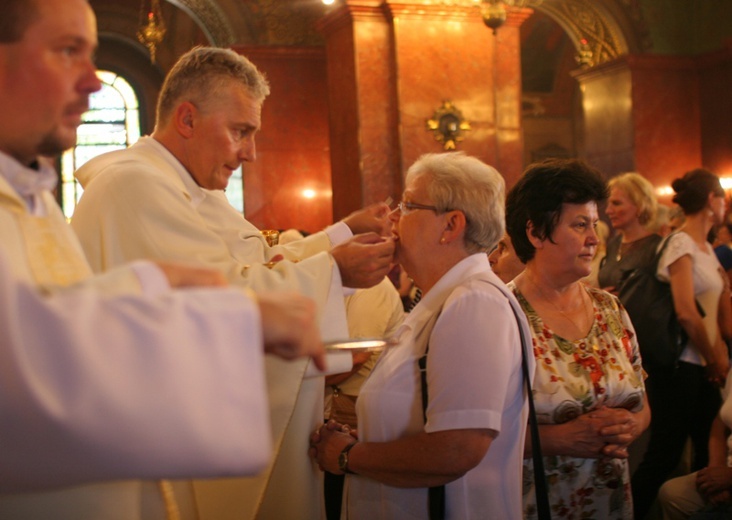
[338,442,358,474]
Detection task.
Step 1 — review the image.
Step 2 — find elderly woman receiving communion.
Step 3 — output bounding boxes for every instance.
[310,152,533,519]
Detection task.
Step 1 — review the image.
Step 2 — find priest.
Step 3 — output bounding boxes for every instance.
[71,47,396,519]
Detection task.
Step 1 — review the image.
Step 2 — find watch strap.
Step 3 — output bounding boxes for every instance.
[338,442,358,474]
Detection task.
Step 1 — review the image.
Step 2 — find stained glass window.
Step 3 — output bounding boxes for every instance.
[61,70,140,219]
[226,166,244,214]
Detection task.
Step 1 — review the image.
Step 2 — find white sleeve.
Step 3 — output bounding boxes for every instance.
[657,232,694,282]
[324,221,353,246]
[72,169,347,335]
[425,282,523,434]
[0,250,271,493]
[128,260,171,296]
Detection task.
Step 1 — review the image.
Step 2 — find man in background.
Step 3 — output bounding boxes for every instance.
[488,233,525,284]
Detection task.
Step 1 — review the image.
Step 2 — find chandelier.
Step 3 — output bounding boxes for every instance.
[480,0,535,34]
[137,0,167,64]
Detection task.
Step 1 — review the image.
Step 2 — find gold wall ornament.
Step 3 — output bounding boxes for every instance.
[427,101,471,151]
[538,0,626,68]
[137,0,166,64]
[575,38,594,67]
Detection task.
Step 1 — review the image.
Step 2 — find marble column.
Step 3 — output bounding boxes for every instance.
[573,54,705,199]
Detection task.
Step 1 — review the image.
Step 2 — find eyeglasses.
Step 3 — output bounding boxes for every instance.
[395,201,440,215]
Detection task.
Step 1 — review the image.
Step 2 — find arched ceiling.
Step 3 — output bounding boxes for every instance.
[165,0,327,46]
[167,0,236,46]
[200,0,648,65]
[527,0,650,67]
[91,0,650,65]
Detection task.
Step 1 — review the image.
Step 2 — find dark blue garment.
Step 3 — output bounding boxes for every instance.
[714,244,732,271]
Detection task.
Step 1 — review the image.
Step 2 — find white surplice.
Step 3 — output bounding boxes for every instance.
[0,153,272,519]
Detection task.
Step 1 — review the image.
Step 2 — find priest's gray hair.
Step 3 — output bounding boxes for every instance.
[406,152,506,254]
[156,46,270,124]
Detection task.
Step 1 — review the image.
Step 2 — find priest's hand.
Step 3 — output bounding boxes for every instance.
[342,203,392,237]
[154,261,228,288]
[257,292,326,370]
[331,233,395,289]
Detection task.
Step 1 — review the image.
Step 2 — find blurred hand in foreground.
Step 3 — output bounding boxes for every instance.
[258,292,326,370]
[155,261,228,288]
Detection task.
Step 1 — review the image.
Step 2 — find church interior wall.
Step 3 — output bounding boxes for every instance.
[84,0,732,231]
[235,46,334,234]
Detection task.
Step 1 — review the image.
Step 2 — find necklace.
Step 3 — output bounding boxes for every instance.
[615,234,652,261]
[616,240,637,261]
[524,273,594,340]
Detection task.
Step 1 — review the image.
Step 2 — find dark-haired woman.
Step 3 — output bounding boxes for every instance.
[632,169,732,519]
[506,159,650,519]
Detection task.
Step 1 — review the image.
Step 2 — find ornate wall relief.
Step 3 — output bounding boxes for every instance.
[167,0,235,46]
[535,0,627,67]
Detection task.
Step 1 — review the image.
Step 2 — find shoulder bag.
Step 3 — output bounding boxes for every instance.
[617,233,702,370]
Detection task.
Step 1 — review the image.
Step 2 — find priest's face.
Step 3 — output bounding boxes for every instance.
[0,0,102,166]
[184,81,261,191]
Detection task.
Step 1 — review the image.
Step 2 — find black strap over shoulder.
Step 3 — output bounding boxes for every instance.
[417,281,551,520]
[419,346,446,519]
[506,294,552,520]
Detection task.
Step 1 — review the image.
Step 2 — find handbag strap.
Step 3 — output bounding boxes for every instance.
[652,231,676,271]
[504,293,552,520]
[417,281,552,520]
[419,346,446,520]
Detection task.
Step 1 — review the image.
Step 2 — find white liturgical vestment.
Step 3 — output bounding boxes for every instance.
[0,152,272,519]
[72,137,353,519]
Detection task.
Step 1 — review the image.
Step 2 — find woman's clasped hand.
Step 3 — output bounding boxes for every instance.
[310,420,358,474]
[544,406,640,459]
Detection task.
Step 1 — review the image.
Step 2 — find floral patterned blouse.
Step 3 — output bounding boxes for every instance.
[508,283,646,520]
